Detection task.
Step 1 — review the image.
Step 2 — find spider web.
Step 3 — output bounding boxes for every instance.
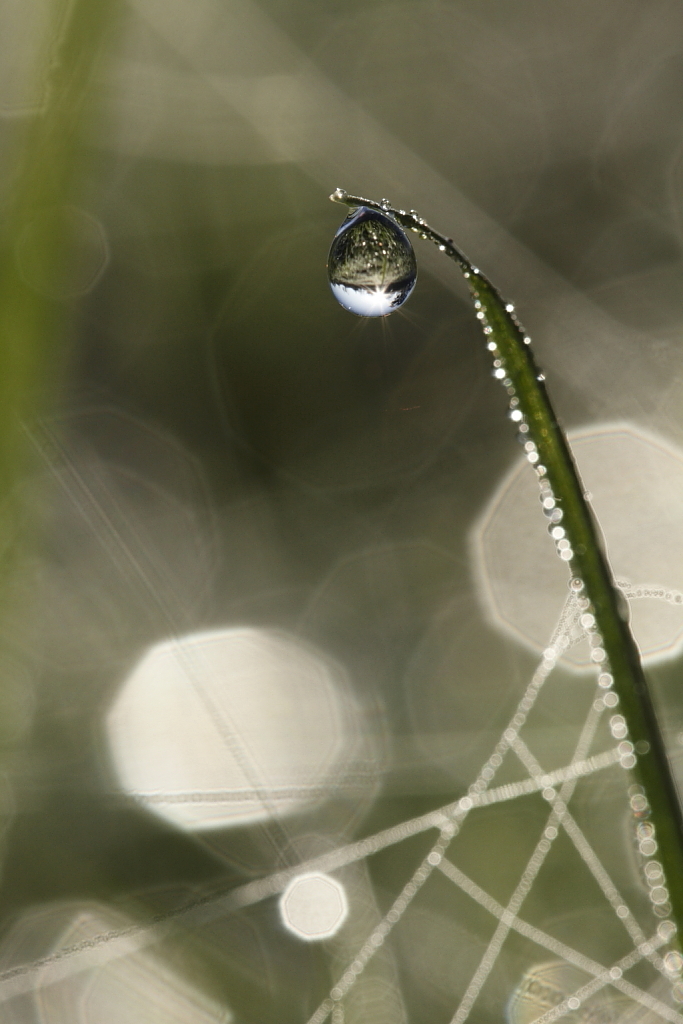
[297,585,683,1024]
[0,419,681,1024]
[0,587,680,1024]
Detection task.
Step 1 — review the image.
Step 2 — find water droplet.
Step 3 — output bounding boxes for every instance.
[665,951,683,976]
[328,207,417,317]
[637,820,655,841]
[630,792,649,814]
[651,885,670,905]
[609,715,627,739]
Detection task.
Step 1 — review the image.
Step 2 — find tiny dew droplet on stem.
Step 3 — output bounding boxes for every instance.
[327,187,683,952]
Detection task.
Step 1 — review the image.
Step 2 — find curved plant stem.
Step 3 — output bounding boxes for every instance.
[331,188,683,946]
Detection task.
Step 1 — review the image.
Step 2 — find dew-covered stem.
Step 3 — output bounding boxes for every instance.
[330,187,683,947]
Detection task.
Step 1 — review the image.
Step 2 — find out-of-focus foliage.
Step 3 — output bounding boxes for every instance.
[1,2,683,1024]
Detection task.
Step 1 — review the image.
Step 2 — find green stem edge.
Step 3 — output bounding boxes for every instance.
[330,187,683,949]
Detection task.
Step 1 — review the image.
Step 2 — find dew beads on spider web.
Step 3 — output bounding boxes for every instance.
[313,632,570,1024]
[46,567,674,1024]
[331,1003,344,1024]
[327,824,461,1006]
[615,580,683,607]
[506,726,667,975]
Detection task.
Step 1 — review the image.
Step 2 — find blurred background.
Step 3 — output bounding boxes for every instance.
[1,1,683,1022]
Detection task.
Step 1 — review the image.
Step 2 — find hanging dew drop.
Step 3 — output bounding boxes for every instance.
[327,207,417,317]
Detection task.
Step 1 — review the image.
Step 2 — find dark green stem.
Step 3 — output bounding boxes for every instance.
[331,188,683,946]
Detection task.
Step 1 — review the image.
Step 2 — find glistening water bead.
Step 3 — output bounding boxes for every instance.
[327,206,417,317]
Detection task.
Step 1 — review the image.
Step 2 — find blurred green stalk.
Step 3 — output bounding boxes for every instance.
[0,0,116,516]
[332,189,683,948]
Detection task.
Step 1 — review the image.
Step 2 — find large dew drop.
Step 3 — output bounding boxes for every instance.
[328,206,417,317]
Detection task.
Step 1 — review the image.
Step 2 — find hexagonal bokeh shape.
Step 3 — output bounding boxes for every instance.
[471,423,683,666]
[508,960,634,1024]
[279,872,348,941]
[106,627,359,830]
[0,901,230,1023]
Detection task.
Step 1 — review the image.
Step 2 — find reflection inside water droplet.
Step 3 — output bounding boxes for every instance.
[327,206,417,317]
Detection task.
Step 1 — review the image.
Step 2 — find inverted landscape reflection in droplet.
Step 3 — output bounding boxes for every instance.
[327,206,417,317]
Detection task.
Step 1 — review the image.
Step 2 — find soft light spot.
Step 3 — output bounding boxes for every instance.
[0,902,230,1021]
[507,961,635,1024]
[472,424,683,665]
[16,206,109,299]
[106,627,361,830]
[279,872,348,941]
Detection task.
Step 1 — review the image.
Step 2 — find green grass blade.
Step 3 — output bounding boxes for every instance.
[0,0,117,517]
[331,187,683,948]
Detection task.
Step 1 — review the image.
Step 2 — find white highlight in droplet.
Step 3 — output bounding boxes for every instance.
[279,872,348,941]
[329,282,406,317]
